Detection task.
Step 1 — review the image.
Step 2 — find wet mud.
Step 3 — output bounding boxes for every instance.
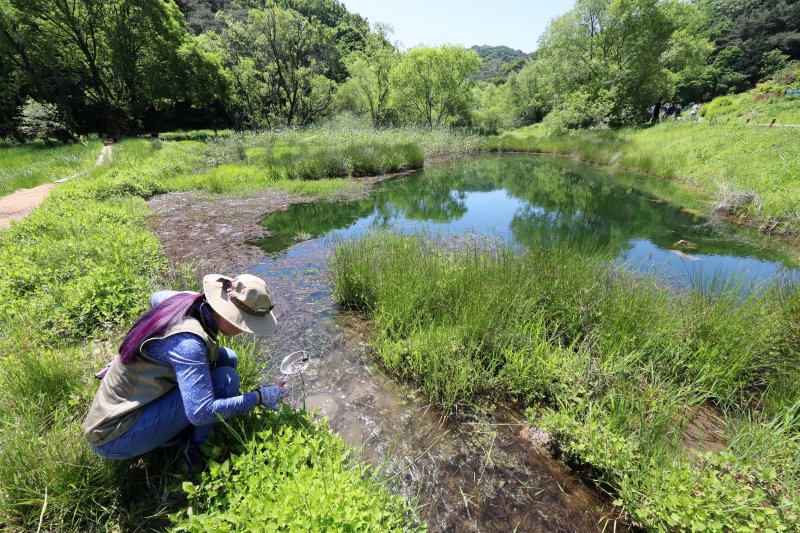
[149,175,630,532]
[147,169,415,275]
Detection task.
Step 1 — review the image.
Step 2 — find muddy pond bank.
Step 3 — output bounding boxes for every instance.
[147,163,630,532]
[148,169,417,274]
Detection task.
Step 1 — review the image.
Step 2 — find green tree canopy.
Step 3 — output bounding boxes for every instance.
[536,0,674,126]
[390,45,481,128]
[342,24,399,126]
[212,4,335,128]
[0,0,225,134]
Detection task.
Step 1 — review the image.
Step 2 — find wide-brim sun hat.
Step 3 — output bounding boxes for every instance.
[203,274,277,335]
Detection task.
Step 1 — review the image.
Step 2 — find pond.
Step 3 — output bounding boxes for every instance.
[254,154,799,292]
[250,155,797,532]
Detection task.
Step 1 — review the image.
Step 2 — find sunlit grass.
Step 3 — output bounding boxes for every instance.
[331,232,800,530]
[0,122,480,530]
[0,139,103,196]
[490,121,800,235]
[700,93,800,124]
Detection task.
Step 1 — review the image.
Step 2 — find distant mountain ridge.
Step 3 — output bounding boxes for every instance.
[470,45,530,82]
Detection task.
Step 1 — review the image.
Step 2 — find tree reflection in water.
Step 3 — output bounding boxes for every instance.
[253,154,799,291]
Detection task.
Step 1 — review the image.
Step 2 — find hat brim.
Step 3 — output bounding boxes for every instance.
[203,275,277,336]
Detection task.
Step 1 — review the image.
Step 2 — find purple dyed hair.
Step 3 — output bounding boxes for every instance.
[119,292,206,364]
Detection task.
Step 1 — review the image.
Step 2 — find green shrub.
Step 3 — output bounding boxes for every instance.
[160,129,233,142]
[172,409,422,532]
[699,96,736,120]
[542,89,617,134]
[16,97,73,142]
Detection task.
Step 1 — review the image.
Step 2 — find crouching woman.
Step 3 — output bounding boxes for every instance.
[83,274,285,460]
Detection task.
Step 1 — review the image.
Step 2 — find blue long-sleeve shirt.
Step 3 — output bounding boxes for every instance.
[147,291,258,425]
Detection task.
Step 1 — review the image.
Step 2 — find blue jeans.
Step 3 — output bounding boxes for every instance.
[93,347,239,460]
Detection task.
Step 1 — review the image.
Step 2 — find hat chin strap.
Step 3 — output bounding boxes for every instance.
[229,295,270,317]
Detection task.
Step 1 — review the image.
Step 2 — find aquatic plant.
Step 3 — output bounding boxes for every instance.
[331,232,800,530]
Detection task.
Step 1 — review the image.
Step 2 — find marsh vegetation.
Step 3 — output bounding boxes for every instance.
[1,0,799,530]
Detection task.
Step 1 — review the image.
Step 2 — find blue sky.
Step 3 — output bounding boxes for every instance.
[341,0,576,53]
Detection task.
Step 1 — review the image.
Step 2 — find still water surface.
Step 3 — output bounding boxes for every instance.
[251,155,797,531]
[256,154,799,291]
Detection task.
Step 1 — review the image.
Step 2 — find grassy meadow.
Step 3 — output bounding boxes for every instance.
[0,121,480,530]
[0,138,104,196]
[489,119,800,236]
[331,233,800,531]
[698,92,800,125]
[1,115,797,530]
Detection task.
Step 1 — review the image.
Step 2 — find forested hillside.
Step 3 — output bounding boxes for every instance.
[0,0,374,136]
[471,0,800,133]
[470,45,529,82]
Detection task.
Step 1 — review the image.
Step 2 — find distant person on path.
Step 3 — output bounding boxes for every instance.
[651,98,663,123]
[690,103,701,119]
[84,274,284,463]
[673,103,683,119]
[663,101,674,119]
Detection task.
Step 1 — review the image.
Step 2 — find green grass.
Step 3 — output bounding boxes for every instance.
[331,232,800,531]
[159,129,233,142]
[0,139,103,196]
[0,122,478,530]
[699,92,800,125]
[488,120,800,235]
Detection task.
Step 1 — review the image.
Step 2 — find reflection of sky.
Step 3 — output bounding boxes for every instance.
[332,189,520,241]
[618,239,800,293]
[263,170,799,294]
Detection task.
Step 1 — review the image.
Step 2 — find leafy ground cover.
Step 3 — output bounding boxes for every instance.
[0,122,476,529]
[0,138,103,196]
[488,119,800,236]
[331,233,800,531]
[699,91,800,125]
[172,408,421,532]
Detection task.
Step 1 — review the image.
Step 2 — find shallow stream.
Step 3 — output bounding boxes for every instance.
[250,154,798,531]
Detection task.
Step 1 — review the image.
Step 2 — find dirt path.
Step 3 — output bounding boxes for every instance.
[0,143,113,230]
[0,183,55,229]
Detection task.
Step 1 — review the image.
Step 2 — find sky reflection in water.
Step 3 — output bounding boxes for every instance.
[256,154,799,294]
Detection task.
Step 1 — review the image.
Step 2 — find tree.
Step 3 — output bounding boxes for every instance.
[698,0,800,94]
[17,97,72,141]
[506,59,555,125]
[390,45,480,128]
[0,0,223,134]
[261,5,335,126]
[660,0,716,101]
[471,82,515,134]
[535,0,674,126]
[215,5,335,128]
[343,24,398,126]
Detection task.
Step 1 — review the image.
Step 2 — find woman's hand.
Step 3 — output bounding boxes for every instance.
[258,385,286,411]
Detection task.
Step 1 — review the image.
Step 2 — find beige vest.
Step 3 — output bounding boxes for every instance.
[83,317,219,446]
